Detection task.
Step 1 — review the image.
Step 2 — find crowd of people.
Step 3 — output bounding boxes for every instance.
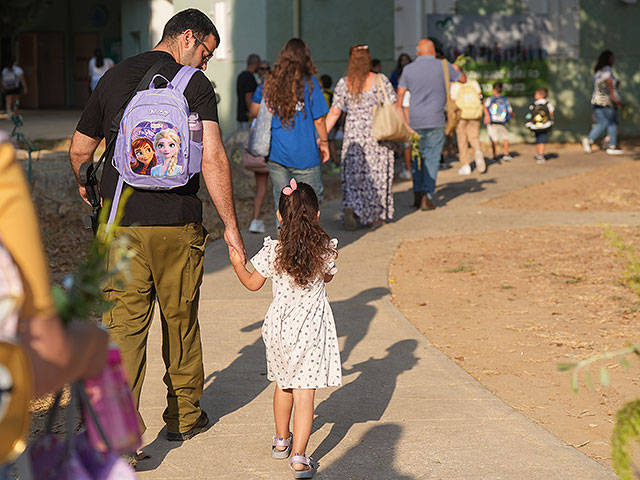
[0,6,627,478]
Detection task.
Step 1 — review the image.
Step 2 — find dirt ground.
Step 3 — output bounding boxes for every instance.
[486,160,640,212]
[390,160,640,469]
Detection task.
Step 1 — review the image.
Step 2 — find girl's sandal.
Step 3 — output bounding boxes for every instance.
[271,432,293,459]
[289,454,318,479]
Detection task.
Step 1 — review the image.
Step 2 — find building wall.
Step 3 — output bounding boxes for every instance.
[121,0,151,59]
[395,0,640,141]
[14,0,121,107]
[300,0,396,88]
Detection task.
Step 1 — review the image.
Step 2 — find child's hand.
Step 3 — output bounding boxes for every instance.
[229,247,244,268]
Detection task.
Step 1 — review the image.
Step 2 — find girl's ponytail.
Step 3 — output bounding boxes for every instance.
[275,181,335,287]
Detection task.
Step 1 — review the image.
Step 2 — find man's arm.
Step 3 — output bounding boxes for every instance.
[201,120,246,263]
[395,88,415,134]
[69,130,101,205]
[244,91,254,113]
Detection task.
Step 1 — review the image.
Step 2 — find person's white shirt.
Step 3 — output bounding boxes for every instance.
[1,65,24,90]
[88,57,115,91]
[402,90,411,108]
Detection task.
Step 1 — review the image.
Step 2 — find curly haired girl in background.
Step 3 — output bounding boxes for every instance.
[229,179,341,479]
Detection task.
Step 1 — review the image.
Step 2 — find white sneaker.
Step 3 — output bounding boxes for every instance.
[474,151,486,173]
[249,219,265,233]
[582,138,593,153]
[606,147,623,155]
[457,164,472,175]
[502,154,513,162]
[535,154,546,164]
[398,168,412,180]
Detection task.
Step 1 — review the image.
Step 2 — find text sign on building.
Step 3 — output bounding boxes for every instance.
[427,14,552,96]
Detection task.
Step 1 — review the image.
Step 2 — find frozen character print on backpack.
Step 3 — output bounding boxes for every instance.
[109,65,203,228]
[130,137,157,175]
[152,129,183,177]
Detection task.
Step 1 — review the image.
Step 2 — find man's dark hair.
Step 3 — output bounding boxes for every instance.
[371,58,381,69]
[320,74,332,89]
[161,8,220,47]
[493,81,503,93]
[247,54,260,66]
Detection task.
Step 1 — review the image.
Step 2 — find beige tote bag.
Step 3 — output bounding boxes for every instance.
[372,74,411,143]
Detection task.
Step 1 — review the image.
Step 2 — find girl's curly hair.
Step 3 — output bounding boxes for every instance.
[263,38,318,129]
[346,44,372,101]
[275,182,337,287]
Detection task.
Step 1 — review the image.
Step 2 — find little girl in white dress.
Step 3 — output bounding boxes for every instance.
[230,179,341,479]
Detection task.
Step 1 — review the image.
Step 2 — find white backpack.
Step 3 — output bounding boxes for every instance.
[1,68,20,90]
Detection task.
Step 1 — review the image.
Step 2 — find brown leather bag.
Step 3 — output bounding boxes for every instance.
[442,59,461,136]
[372,74,411,143]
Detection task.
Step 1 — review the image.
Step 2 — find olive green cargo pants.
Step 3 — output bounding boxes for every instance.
[103,223,208,434]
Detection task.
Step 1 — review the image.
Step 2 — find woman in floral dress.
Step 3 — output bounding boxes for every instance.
[325,44,396,230]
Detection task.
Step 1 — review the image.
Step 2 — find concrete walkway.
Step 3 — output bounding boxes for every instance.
[132,145,637,479]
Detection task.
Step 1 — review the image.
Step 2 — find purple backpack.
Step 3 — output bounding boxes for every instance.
[107,65,202,227]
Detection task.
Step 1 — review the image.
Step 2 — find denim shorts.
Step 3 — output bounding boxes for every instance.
[534,131,549,144]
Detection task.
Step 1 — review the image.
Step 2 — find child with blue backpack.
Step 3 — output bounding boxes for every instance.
[483,81,514,161]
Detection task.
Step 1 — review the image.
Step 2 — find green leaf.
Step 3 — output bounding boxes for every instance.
[583,372,594,390]
[557,362,576,372]
[599,365,610,387]
[571,371,579,393]
[619,357,631,368]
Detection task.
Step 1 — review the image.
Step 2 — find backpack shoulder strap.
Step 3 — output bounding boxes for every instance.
[95,57,175,171]
[170,65,199,95]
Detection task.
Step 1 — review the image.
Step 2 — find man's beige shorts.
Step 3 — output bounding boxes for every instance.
[487,124,509,143]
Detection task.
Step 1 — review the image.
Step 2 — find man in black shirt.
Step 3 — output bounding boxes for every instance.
[69,9,245,444]
[236,53,260,130]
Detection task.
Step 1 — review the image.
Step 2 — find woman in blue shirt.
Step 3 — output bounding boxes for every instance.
[250,38,330,212]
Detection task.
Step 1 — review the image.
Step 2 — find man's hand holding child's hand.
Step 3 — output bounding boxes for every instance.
[229,247,243,268]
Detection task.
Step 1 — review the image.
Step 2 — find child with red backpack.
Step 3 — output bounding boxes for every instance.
[483,81,514,161]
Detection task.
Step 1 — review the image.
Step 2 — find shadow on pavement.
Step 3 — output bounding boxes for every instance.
[312,339,419,462]
[433,177,497,207]
[331,287,389,363]
[318,424,414,479]
[137,327,270,471]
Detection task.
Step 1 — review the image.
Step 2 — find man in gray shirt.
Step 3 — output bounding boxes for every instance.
[398,39,460,210]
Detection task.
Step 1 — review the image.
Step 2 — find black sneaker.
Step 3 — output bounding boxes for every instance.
[167,411,210,441]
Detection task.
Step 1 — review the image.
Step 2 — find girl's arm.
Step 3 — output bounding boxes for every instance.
[325,106,342,133]
[230,247,266,291]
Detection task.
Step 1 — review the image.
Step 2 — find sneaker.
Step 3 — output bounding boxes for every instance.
[582,138,593,153]
[535,154,546,164]
[606,147,623,155]
[398,168,412,180]
[249,218,265,233]
[167,411,210,441]
[457,164,472,175]
[474,151,486,173]
[502,154,513,162]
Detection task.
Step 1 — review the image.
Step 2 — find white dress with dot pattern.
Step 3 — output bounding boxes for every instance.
[251,236,342,389]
